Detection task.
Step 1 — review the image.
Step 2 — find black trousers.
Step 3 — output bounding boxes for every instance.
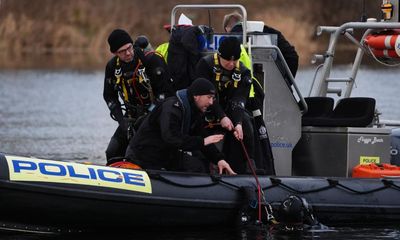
[105,124,129,162]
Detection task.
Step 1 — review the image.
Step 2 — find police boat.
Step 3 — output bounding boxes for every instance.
[1,152,400,233]
[2,3,400,233]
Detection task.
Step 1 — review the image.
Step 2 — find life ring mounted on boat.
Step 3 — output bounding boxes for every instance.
[364,32,400,58]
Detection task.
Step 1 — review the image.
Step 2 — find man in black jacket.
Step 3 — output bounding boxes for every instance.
[223,12,299,77]
[195,37,255,174]
[125,78,236,175]
[103,29,172,163]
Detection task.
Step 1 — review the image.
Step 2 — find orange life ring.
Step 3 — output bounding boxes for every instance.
[371,48,400,58]
[365,34,400,50]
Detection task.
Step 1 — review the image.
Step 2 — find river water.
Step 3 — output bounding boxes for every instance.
[0,66,400,239]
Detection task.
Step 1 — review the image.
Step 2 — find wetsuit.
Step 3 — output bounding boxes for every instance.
[103,52,173,162]
[195,54,254,174]
[125,90,223,171]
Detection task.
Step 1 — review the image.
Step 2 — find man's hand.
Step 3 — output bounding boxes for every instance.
[217,160,236,175]
[204,134,224,146]
[220,116,234,131]
[233,124,243,140]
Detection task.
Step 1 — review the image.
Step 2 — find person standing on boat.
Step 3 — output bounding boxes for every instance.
[223,12,299,77]
[125,78,236,175]
[195,37,255,174]
[103,29,173,163]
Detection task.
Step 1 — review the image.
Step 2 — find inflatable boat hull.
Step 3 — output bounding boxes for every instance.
[0,153,399,232]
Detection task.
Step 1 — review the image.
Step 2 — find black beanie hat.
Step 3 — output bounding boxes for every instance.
[188,78,216,96]
[107,29,133,53]
[218,36,241,60]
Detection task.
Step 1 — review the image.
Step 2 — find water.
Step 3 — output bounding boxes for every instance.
[0,67,400,239]
[0,70,113,164]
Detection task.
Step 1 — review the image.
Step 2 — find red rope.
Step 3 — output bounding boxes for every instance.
[239,138,262,223]
[132,62,144,105]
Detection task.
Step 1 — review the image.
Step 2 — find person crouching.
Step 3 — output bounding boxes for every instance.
[125,78,236,175]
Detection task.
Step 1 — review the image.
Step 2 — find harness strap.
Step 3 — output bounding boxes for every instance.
[115,57,155,106]
[233,61,241,88]
[213,53,222,90]
[135,59,155,104]
[115,57,129,103]
[213,53,241,89]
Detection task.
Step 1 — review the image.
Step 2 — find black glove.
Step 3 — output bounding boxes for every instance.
[108,101,123,122]
[133,46,147,65]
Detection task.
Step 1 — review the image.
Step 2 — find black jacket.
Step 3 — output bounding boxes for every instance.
[263,25,299,77]
[128,92,224,170]
[195,54,252,126]
[167,25,203,91]
[231,24,299,77]
[103,52,173,123]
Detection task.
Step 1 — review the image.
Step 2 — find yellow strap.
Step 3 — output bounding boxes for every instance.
[121,79,129,102]
[213,53,222,90]
[233,61,240,88]
[115,58,129,102]
[115,58,121,85]
[137,60,144,83]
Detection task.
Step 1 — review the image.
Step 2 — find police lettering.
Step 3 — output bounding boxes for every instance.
[12,160,145,187]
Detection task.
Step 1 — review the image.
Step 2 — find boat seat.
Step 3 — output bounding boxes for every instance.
[328,97,376,127]
[301,97,334,126]
[303,97,376,127]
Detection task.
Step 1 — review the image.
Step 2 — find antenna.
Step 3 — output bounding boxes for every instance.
[361,0,368,22]
[207,9,212,28]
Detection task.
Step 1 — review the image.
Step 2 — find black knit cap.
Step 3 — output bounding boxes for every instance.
[187,78,216,96]
[107,29,133,53]
[218,36,241,60]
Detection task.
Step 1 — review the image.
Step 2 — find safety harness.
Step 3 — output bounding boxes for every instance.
[213,53,241,90]
[114,57,155,117]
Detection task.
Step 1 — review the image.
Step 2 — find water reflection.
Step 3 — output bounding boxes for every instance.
[0,224,398,240]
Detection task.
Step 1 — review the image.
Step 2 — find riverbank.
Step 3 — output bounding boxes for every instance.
[0,0,381,69]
